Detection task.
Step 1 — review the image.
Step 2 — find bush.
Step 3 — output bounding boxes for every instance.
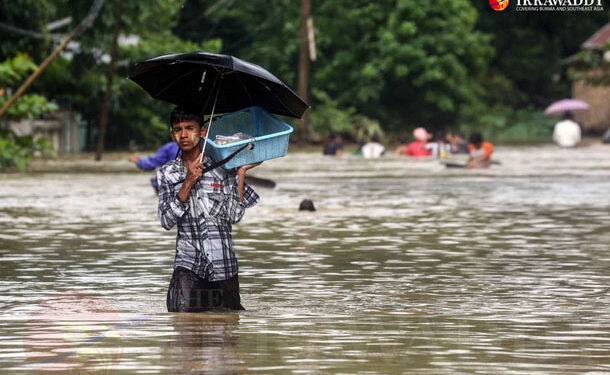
[0,129,55,172]
[0,54,58,171]
[0,136,31,172]
[308,89,383,141]
[458,107,556,143]
[308,89,356,137]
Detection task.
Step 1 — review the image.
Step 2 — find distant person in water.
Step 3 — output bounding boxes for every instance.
[361,133,386,158]
[447,132,468,154]
[467,132,493,168]
[406,127,431,157]
[129,141,179,193]
[553,111,581,148]
[425,131,451,159]
[323,132,343,156]
[395,137,410,156]
[299,199,316,211]
[352,140,366,156]
[602,128,610,144]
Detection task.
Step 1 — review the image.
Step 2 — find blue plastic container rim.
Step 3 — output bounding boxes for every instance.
[206,106,294,149]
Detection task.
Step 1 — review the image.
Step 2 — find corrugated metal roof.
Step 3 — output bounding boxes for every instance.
[582,22,610,50]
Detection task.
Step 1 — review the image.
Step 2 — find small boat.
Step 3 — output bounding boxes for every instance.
[441,160,501,169]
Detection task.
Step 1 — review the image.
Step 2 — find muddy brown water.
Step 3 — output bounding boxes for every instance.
[1,144,609,374]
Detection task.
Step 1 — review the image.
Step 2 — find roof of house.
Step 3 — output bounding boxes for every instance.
[582,22,610,50]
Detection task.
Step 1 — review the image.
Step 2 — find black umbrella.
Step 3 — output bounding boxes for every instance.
[128,51,308,119]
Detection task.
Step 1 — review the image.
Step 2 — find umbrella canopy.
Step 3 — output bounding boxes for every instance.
[544,99,590,116]
[128,52,308,118]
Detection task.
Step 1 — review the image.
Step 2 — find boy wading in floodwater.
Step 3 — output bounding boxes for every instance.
[157,106,260,312]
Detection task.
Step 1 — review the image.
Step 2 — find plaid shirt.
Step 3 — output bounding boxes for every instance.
[157,156,259,281]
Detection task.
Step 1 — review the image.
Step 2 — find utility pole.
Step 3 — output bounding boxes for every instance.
[297,0,311,143]
[95,0,124,161]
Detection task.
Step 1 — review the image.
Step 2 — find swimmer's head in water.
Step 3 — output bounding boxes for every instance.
[468,132,483,148]
[299,199,316,212]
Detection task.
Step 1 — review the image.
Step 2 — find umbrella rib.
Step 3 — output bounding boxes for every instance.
[235,74,254,106]
[251,76,293,116]
[154,68,198,99]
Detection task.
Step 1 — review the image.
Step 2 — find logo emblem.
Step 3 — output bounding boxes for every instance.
[489,0,509,11]
[24,291,123,374]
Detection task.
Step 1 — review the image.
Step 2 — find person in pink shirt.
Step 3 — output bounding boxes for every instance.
[406,127,431,157]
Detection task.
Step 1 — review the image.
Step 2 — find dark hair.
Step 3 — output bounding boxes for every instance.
[329,131,342,140]
[435,130,446,142]
[299,199,316,212]
[563,111,574,120]
[169,106,203,129]
[371,133,381,143]
[469,132,483,145]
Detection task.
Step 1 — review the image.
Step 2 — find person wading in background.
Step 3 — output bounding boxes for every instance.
[361,133,386,158]
[129,142,179,193]
[553,111,581,148]
[467,132,494,169]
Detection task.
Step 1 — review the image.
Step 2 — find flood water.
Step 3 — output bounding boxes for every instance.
[1,144,609,374]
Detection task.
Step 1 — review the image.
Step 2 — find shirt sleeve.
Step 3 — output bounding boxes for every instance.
[137,143,177,171]
[483,143,493,159]
[226,174,259,224]
[241,179,259,208]
[157,168,189,230]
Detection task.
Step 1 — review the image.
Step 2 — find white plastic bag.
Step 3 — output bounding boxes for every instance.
[215,132,253,145]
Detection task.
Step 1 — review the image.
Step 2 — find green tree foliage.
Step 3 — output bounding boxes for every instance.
[471,2,610,108]
[0,1,57,61]
[0,54,58,120]
[568,43,610,86]
[1,0,221,150]
[0,129,56,172]
[0,54,57,171]
[176,0,609,139]
[175,0,493,135]
[1,0,608,146]
[51,0,220,150]
[464,4,609,139]
[355,0,492,131]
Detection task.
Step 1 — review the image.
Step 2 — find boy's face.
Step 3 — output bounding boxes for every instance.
[171,120,206,152]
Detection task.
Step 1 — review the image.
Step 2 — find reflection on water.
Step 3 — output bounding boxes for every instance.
[165,314,241,375]
[1,144,609,374]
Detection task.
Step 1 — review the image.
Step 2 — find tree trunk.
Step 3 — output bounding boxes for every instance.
[95,0,124,161]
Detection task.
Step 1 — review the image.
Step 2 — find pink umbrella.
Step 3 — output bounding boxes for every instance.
[544,99,590,116]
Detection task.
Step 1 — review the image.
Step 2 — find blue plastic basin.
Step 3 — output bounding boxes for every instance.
[203,106,293,169]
